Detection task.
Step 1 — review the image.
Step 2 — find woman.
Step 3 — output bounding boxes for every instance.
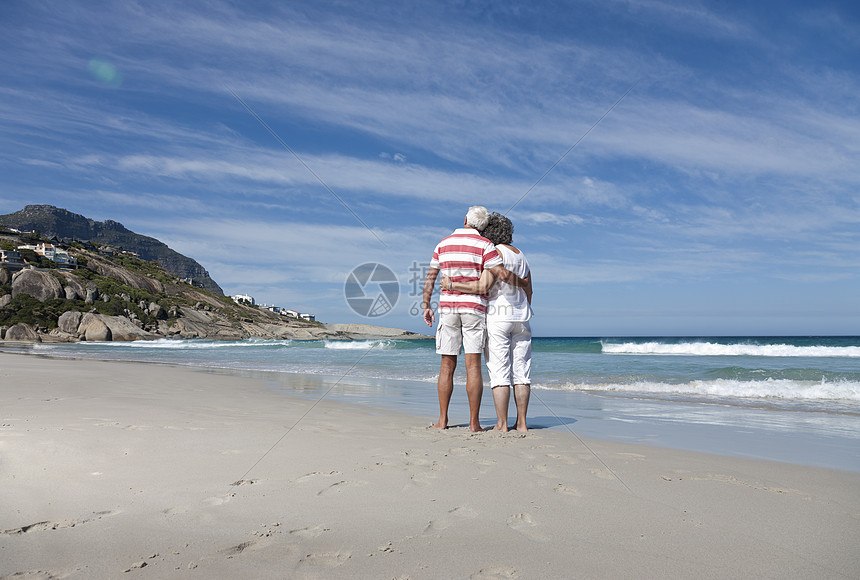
[441,213,533,432]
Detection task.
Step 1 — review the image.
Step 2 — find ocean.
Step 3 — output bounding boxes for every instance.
[22,336,860,472]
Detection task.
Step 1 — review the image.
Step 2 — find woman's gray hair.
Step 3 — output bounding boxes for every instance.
[465,206,490,231]
[481,212,513,245]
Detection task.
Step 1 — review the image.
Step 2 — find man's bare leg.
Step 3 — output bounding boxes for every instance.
[491,385,511,431]
[464,353,483,432]
[513,383,530,432]
[432,355,457,429]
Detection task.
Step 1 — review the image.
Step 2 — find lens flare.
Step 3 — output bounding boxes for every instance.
[87,58,122,87]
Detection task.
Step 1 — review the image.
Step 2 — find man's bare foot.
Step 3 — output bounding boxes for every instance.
[430,419,448,429]
[515,424,528,432]
[487,424,509,432]
[469,422,483,433]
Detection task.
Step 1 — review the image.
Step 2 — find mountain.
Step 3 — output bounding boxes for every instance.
[0,205,223,295]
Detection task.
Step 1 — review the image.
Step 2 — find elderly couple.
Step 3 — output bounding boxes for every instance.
[422,206,533,433]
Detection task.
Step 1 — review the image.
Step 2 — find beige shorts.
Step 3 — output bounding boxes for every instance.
[436,312,486,355]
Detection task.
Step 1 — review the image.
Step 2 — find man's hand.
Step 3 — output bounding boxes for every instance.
[423,307,435,327]
[422,267,440,327]
[492,266,528,289]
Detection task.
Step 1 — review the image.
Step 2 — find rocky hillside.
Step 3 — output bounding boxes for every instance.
[0,205,222,295]
[0,232,428,343]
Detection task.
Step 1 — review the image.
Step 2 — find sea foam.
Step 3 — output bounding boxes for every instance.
[548,378,860,402]
[601,341,860,358]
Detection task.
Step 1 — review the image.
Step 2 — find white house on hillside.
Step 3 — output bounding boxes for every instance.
[17,242,77,269]
[232,293,255,305]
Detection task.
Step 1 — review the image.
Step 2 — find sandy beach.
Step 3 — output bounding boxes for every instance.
[1,352,858,579]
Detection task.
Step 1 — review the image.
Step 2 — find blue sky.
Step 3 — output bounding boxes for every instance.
[1,0,858,336]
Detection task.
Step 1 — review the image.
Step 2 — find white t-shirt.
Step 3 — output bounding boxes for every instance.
[487,245,532,322]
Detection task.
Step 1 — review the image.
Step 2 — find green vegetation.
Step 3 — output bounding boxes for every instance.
[111,254,176,285]
[18,248,57,269]
[0,294,78,329]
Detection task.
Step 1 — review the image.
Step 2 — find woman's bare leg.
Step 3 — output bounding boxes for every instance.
[491,385,511,432]
[513,383,530,432]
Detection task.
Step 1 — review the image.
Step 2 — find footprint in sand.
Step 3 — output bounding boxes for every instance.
[203,493,234,506]
[589,468,616,481]
[162,506,189,516]
[230,478,259,487]
[402,456,445,487]
[553,483,581,497]
[448,447,476,457]
[292,470,341,483]
[316,480,366,496]
[546,453,579,465]
[506,513,548,542]
[424,506,478,533]
[0,569,66,579]
[289,524,330,538]
[1,510,120,535]
[299,551,351,567]
[471,566,520,579]
[475,458,496,473]
[220,540,265,556]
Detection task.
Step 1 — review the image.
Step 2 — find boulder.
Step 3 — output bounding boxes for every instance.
[65,286,80,300]
[47,328,78,342]
[11,268,63,302]
[0,267,10,285]
[75,312,156,342]
[80,313,112,341]
[4,323,41,342]
[0,294,11,308]
[58,311,83,335]
[148,302,166,319]
[84,256,164,294]
[85,287,98,305]
[100,315,154,341]
[57,272,87,301]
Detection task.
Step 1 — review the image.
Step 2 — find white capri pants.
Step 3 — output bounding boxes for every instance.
[485,320,532,387]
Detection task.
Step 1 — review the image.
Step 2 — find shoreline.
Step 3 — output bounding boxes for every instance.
[2,352,859,578]
[5,343,860,474]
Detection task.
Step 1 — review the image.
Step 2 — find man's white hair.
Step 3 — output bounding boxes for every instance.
[465,206,490,231]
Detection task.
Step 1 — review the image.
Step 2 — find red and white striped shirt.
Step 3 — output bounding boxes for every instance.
[430,228,502,314]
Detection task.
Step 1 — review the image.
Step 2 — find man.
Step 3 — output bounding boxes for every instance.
[422,206,503,432]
